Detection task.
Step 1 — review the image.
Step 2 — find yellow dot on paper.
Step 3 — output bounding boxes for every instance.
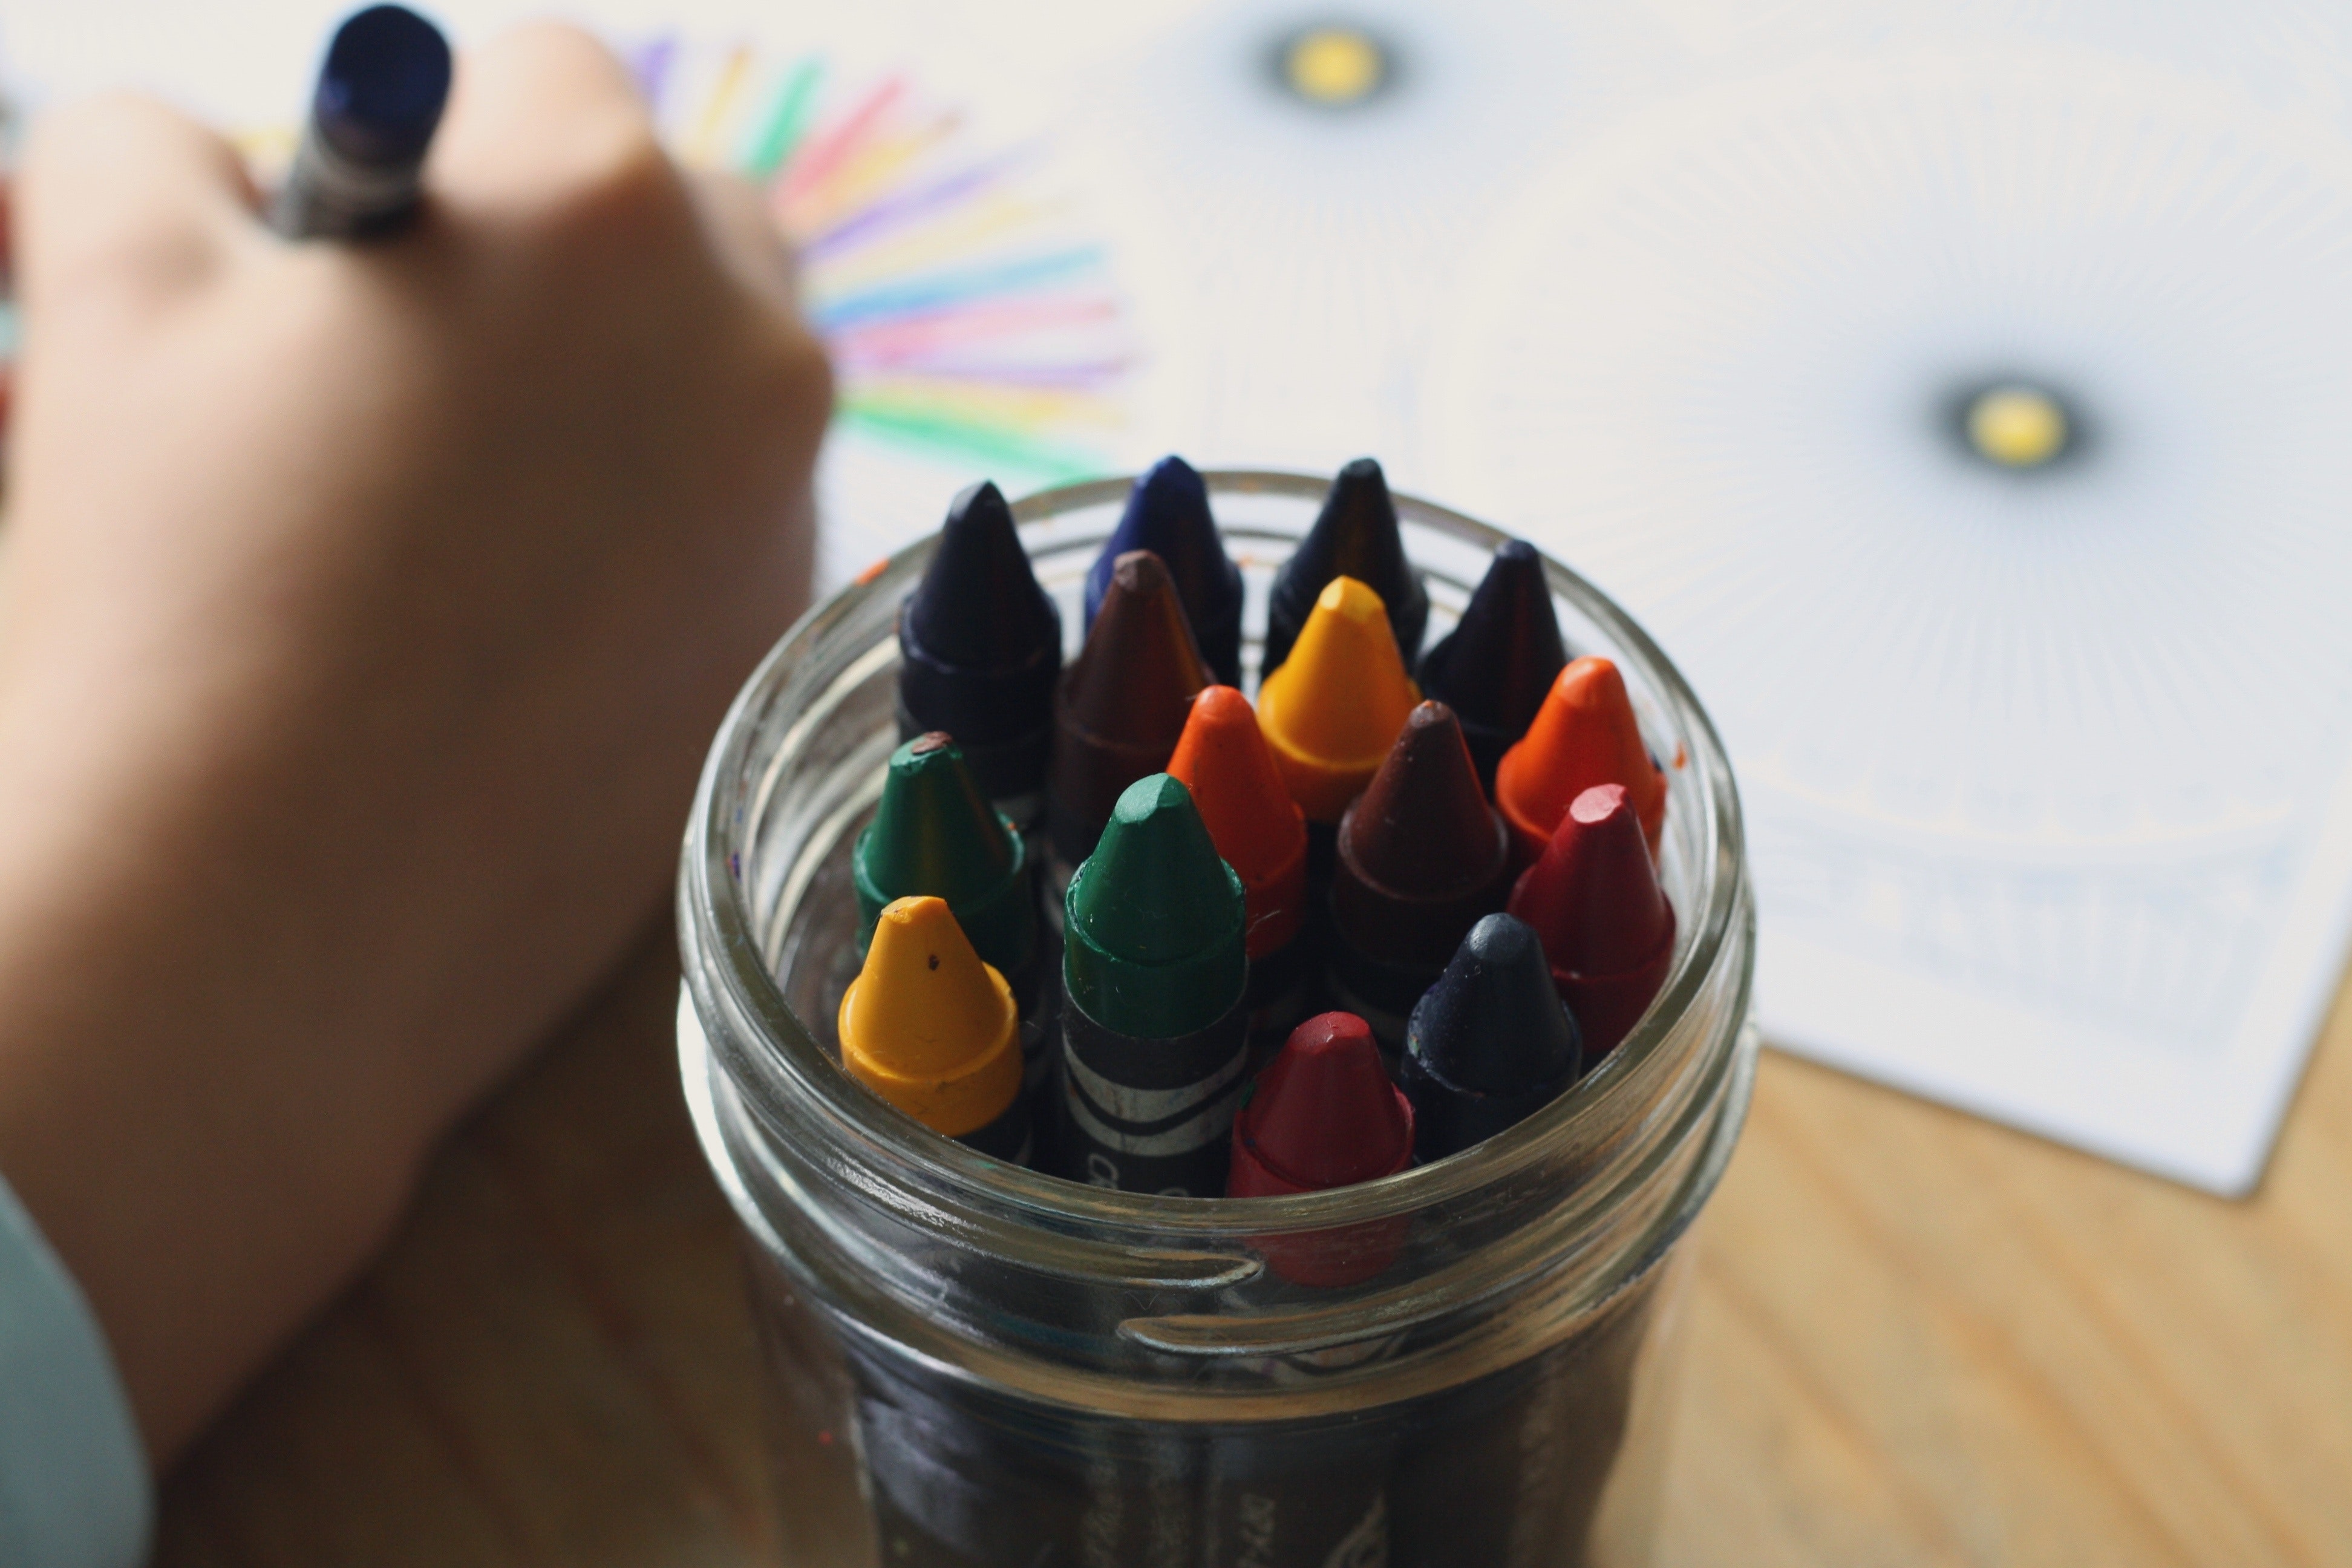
[1285,27,1386,106]
[1967,386,2069,468]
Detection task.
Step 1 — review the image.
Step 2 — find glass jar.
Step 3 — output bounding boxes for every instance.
[677,471,1757,1567]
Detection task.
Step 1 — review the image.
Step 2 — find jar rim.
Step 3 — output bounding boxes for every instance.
[680,470,1753,1243]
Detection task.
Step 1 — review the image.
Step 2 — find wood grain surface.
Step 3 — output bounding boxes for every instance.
[151,918,2352,1567]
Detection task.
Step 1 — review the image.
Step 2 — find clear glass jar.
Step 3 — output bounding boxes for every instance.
[677,472,1757,1567]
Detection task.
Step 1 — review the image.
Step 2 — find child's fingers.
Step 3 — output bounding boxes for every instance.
[427,21,664,221]
[688,168,802,313]
[14,93,258,318]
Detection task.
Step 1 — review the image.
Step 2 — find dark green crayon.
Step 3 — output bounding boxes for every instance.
[1056,773,1250,1195]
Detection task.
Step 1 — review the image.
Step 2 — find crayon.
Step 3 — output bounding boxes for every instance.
[1398,913,1583,1163]
[273,4,451,240]
[898,481,1063,823]
[854,733,1054,1126]
[1415,540,1569,793]
[1227,1011,1415,1272]
[1256,575,1422,827]
[1167,686,1313,1048]
[1328,701,1514,1054]
[1206,1011,1413,1567]
[1056,773,1250,1195]
[838,895,1030,1162]
[1086,456,1245,687]
[1261,457,1430,678]
[1047,550,1212,876]
[1509,783,1677,1060]
[1492,656,1666,866]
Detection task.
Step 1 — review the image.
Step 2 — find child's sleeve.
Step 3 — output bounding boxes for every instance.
[0,1173,151,1568]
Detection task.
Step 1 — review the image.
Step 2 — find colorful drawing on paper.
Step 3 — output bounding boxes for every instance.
[632,36,1137,580]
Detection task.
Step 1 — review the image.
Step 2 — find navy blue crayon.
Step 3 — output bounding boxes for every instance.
[1398,913,1584,1161]
[273,5,452,240]
[1085,456,1244,687]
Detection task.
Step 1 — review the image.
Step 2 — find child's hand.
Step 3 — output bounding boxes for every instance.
[0,24,828,1463]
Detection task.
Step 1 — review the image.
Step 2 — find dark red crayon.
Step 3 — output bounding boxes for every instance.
[1328,702,1514,1053]
[1211,1011,1413,1567]
[1399,913,1584,1162]
[1415,539,1569,793]
[1045,549,1212,874]
[897,480,1061,820]
[1508,783,1676,1059]
[1229,1013,1414,1206]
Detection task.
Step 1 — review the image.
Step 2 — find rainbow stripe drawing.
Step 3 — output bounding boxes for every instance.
[631,36,1136,582]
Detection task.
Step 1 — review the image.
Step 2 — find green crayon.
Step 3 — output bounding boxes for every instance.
[1057,773,1250,1195]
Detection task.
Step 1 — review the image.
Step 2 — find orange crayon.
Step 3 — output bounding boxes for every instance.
[1255,576,1422,825]
[1169,687,1310,958]
[1493,656,1665,864]
[837,895,1029,1160]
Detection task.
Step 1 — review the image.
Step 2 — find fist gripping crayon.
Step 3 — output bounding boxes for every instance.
[1048,550,1212,877]
[897,481,1062,823]
[1494,655,1666,865]
[839,895,1030,1162]
[1262,457,1429,679]
[1057,774,1250,1195]
[1168,686,1313,1044]
[1509,783,1676,1059]
[1086,456,1245,687]
[855,733,1051,1120]
[1399,913,1584,1162]
[1328,702,1514,1053]
[1416,539,1569,793]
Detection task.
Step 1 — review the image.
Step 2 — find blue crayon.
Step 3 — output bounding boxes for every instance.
[1084,456,1244,687]
[274,5,452,240]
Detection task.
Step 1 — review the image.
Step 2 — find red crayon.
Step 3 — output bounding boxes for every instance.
[1507,783,1676,1057]
[1228,1011,1414,1286]
[1493,656,1665,866]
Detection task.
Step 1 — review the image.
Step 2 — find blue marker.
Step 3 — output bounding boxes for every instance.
[273,5,452,240]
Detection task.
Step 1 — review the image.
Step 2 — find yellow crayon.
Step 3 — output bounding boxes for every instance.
[837,895,1026,1151]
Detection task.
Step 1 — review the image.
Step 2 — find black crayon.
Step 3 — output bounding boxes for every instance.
[899,481,1063,824]
[1416,540,1570,794]
[1260,457,1429,679]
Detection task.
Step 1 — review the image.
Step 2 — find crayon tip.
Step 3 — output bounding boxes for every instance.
[1494,656,1665,863]
[1331,701,1512,964]
[838,895,1022,1138]
[1263,457,1429,676]
[1230,1012,1414,1193]
[1401,914,1582,1158]
[1064,774,1247,1038]
[853,734,1034,977]
[1050,551,1214,863]
[1256,576,1423,823]
[316,5,451,165]
[1416,540,1569,789]
[1086,457,1244,687]
[904,481,1060,678]
[1168,687,1309,959]
[1508,784,1677,1056]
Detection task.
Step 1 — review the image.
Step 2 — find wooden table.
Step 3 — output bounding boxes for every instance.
[152,918,2352,1567]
